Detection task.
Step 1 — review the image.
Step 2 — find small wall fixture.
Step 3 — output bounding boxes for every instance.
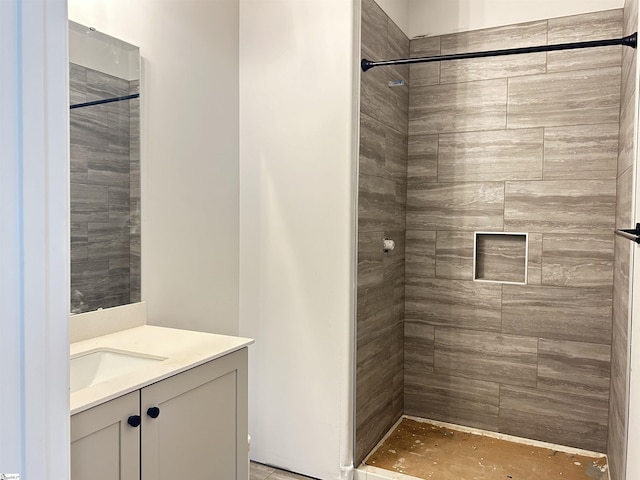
[383,238,395,253]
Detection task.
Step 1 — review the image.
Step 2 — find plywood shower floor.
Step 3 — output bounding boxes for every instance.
[364,417,608,480]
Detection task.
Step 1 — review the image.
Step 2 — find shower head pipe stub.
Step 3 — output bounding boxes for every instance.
[361,32,638,72]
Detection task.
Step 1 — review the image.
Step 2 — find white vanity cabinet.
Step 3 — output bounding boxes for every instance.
[71,348,248,480]
[71,391,140,480]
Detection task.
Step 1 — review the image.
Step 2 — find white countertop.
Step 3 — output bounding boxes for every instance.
[70,325,254,415]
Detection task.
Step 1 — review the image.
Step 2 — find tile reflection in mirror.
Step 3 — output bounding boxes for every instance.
[69,21,141,314]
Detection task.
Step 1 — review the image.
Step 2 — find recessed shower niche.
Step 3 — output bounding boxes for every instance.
[473,232,528,284]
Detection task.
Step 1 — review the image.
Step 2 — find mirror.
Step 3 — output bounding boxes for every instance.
[69,21,141,314]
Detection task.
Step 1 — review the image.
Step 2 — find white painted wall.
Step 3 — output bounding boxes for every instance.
[0,0,69,476]
[407,0,625,37]
[239,0,358,478]
[69,0,240,335]
[376,0,410,36]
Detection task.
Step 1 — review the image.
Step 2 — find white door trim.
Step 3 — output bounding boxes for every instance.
[0,0,70,477]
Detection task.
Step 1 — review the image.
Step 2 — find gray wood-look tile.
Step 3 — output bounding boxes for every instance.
[357,317,403,465]
[475,233,527,283]
[70,106,110,148]
[361,0,389,60]
[69,63,87,105]
[502,285,612,344]
[547,10,623,73]
[541,233,614,287]
[440,53,546,84]
[612,237,631,336]
[70,65,139,315]
[438,128,542,182]
[86,69,129,100]
[357,1,408,464]
[359,113,386,178]
[407,182,504,231]
[543,124,619,180]
[86,70,130,116]
[404,320,435,372]
[405,230,436,278]
[70,183,109,223]
[358,174,396,233]
[71,223,88,263]
[434,327,538,387]
[358,231,384,290]
[507,67,621,129]
[504,180,616,233]
[616,166,634,229]
[411,35,441,56]
[358,282,395,340]
[384,229,406,301]
[527,232,542,285]
[405,278,502,332]
[361,65,397,130]
[108,185,131,219]
[408,134,438,183]
[435,231,474,280]
[409,79,507,135]
[441,20,547,55]
[359,0,625,457]
[410,36,440,87]
[438,21,547,83]
[609,237,631,480]
[387,15,409,60]
[405,369,500,432]
[609,7,635,468]
[109,257,131,276]
[393,178,407,232]
[388,64,410,135]
[107,111,132,149]
[618,52,636,176]
[70,260,110,313]
[499,385,609,452]
[85,145,130,187]
[537,338,611,400]
[70,144,89,184]
[386,126,408,179]
[87,221,130,261]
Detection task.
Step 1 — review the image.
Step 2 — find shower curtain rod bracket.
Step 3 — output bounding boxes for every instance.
[616,223,640,244]
[361,32,638,72]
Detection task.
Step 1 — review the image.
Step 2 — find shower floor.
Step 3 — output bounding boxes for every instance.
[362,417,608,480]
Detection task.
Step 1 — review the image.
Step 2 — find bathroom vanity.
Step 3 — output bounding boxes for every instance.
[70,321,253,480]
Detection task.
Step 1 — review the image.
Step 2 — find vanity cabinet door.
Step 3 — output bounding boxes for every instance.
[71,391,141,480]
[140,349,248,480]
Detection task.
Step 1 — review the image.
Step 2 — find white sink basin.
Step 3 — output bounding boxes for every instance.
[71,349,166,392]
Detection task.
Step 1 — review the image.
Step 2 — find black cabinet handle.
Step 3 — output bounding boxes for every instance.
[127,415,141,427]
[147,406,160,419]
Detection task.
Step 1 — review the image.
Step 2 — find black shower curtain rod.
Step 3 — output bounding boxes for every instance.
[69,93,140,110]
[361,32,638,72]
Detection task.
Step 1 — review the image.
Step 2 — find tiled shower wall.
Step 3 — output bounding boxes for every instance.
[355,0,409,465]
[609,0,637,477]
[70,64,141,313]
[404,10,622,453]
